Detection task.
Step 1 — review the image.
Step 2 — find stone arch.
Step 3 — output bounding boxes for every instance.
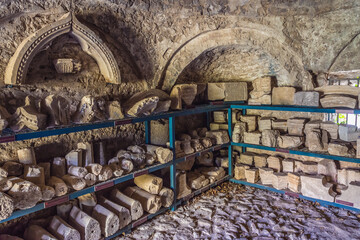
[159,24,312,91]
[4,12,121,85]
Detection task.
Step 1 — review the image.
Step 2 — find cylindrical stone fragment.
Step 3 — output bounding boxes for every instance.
[62,175,86,191]
[98,196,131,230]
[97,166,113,182]
[17,147,36,165]
[85,163,102,176]
[0,192,14,221]
[109,163,123,177]
[0,167,8,178]
[0,177,12,192]
[110,189,143,221]
[84,173,96,186]
[124,186,161,214]
[39,185,55,201]
[120,159,133,173]
[24,225,57,240]
[78,193,97,215]
[69,205,101,240]
[68,166,88,178]
[158,187,174,207]
[48,176,68,197]
[134,174,163,194]
[91,204,120,237]
[48,215,81,240]
[2,162,23,176]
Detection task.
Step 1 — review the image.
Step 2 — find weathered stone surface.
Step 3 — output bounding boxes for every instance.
[271,172,288,190]
[84,173,97,186]
[240,115,257,132]
[205,130,230,144]
[106,100,124,120]
[78,193,97,216]
[259,168,274,185]
[302,161,318,174]
[304,120,322,135]
[294,91,319,107]
[191,139,204,152]
[213,111,227,123]
[287,118,307,136]
[243,132,261,145]
[232,122,246,143]
[69,206,101,240]
[2,162,23,176]
[85,163,102,176]
[65,149,83,167]
[237,152,254,165]
[48,176,68,197]
[318,159,337,183]
[77,142,94,166]
[42,94,71,126]
[8,178,42,209]
[320,121,338,139]
[272,119,288,133]
[92,204,120,237]
[300,175,334,202]
[234,164,250,180]
[109,190,142,223]
[277,135,304,148]
[254,154,268,168]
[17,147,36,165]
[170,84,197,109]
[24,225,57,240]
[150,119,169,146]
[337,169,360,186]
[261,130,279,147]
[245,168,259,183]
[125,186,161,214]
[0,192,13,221]
[197,152,214,166]
[282,159,295,172]
[0,178,12,192]
[210,123,228,131]
[315,85,360,97]
[339,125,360,142]
[258,117,273,132]
[73,95,105,123]
[294,160,303,173]
[23,165,45,185]
[97,166,113,182]
[267,156,282,172]
[288,173,301,193]
[272,87,296,105]
[187,172,207,190]
[207,82,248,101]
[248,95,272,105]
[249,77,272,99]
[306,129,328,152]
[197,167,225,183]
[68,166,88,178]
[158,187,174,208]
[328,141,356,157]
[336,182,360,209]
[62,175,86,190]
[134,174,163,195]
[320,95,357,108]
[176,171,192,199]
[48,216,80,240]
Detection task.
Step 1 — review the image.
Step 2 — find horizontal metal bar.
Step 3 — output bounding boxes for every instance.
[232,142,360,164]
[231,105,360,114]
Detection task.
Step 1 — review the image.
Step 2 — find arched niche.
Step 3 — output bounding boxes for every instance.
[4,12,121,85]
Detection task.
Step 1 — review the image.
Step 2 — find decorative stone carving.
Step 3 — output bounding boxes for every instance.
[11,96,47,132]
[294,91,319,107]
[42,95,71,126]
[53,58,81,73]
[73,96,105,123]
[170,84,197,110]
[320,95,357,108]
[207,82,248,101]
[4,12,120,85]
[272,87,296,105]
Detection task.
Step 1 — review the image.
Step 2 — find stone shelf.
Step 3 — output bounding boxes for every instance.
[232,142,360,163]
[230,179,360,212]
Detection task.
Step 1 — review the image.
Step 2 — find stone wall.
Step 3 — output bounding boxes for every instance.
[0,0,359,159]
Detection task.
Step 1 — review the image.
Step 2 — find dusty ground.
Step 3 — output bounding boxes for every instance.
[123,182,360,240]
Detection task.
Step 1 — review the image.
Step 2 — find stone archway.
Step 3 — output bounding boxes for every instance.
[4,12,121,85]
[159,24,313,91]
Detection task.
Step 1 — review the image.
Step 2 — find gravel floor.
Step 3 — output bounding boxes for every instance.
[122,182,360,240]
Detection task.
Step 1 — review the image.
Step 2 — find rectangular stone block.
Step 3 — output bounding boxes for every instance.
[243,132,261,145]
[337,169,360,186]
[300,175,334,202]
[150,120,169,146]
[320,121,338,140]
[277,135,304,148]
[287,118,307,136]
[207,82,248,101]
[240,115,257,132]
[294,91,319,107]
[234,164,250,180]
[261,130,279,147]
[248,95,271,105]
[339,125,360,142]
[272,173,288,190]
[267,156,282,172]
[336,182,360,209]
[288,173,301,193]
[254,154,268,168]
[213,111,227,123]
[272,119,288,133]
[320,95,356,109]
[237,152,254,165]
[282,159,294,173]
[245,168,259,183]
[250,77,272,99]
[259,168,274,185]
[272,87,296,105]
[302,161,318,174]
[328,142,356,157]
[258,117,273,132]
